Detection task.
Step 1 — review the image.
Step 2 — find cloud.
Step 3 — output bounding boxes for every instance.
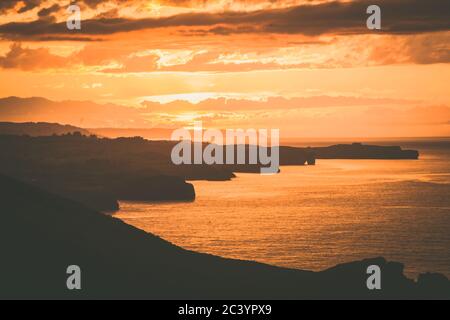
[101,54,160,73]
[2,31,448,73]
[0,42,158,71]
[37,4,61,18]
[0,0,448,40]
[364,105,450,126]
[0,1,18,13]
[0,0,40,14]
[76,0,318,11]
[1,96,448,136]
[100,33,450,73]
[141,95,418,113]
[82,0,105,8]
[0,18,102,41]
[0,96,150,128]
[0,43,70,70]
[370,33,450,65]
[18,0,40,13]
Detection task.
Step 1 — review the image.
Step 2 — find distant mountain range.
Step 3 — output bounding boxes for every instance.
[0,96,150,128]
[0,96,181,139]
[0,122,90,137]
[0,121,174,140]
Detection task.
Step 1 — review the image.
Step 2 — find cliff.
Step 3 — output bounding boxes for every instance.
[0,134,214,211]
[309,143,419,159]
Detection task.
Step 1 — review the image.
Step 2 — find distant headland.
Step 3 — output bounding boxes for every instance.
[0,122,421,212]
[308,142,419,160]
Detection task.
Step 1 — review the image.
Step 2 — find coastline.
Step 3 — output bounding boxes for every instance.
[116,159,450,280]
[1,174,449,299]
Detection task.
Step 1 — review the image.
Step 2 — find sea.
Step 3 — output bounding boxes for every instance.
[115,138,450,278]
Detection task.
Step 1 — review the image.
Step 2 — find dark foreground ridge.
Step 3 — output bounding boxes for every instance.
[0,174,448,300]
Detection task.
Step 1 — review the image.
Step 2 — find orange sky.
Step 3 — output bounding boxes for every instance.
[0,0,449,137]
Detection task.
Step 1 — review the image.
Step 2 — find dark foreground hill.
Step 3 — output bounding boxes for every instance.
[0,175,448,300]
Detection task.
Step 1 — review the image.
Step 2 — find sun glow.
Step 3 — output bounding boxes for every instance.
[174,112,203,123]
[146,2,163,15]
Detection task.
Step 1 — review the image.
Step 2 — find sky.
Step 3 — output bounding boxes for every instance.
[0,0,449,137]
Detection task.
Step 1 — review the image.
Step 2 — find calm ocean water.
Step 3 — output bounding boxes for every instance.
[115,138,450,278]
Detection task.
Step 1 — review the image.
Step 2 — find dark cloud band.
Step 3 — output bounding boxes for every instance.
[0,0,449,40]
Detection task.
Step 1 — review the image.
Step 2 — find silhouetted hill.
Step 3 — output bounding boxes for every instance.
[0,122,90,137]
[0,134,316,211]
[88,127,175,140]
[0,134,201,211]
[309,143,419,159]
[0,174,448,299]
[0,132,422,212]
[0,96,148,128]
